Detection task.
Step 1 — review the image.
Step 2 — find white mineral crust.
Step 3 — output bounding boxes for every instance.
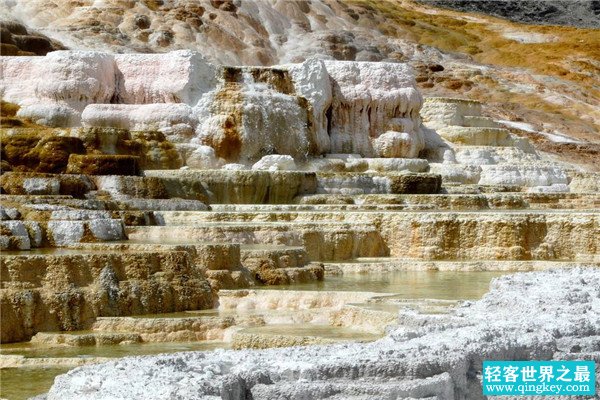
[45,268,600,399]
[1,51,427,163]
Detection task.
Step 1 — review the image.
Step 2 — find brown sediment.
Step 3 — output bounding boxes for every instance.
[117,130,182,170]
[388,173,442,194]
[0,20,65,56]
[0,172,94,198]
[1,100,20,118]
[37,137,87,173]
[250,67,295,95]
[1,101,89,173]
[222,66,242,83]
[66,154,141,176]
[201,68,244,161]
[1,133,86,174]
[75,127,183,170]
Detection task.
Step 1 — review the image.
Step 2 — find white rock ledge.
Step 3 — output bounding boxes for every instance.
[46,268,600,400]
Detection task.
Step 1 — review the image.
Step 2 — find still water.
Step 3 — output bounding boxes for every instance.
[0,270,505,399]
[264,270,506,300]
[0,342,227,400]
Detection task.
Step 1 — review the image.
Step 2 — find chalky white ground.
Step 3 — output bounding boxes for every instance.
[45,268,600,399]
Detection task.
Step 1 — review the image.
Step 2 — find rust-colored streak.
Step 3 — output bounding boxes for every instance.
[250,67,295,95]
[202,70,244,161]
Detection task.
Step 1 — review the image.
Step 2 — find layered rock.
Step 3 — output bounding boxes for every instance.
[1,50,426,167]
[421,97,573,192]
[1,251,215,342]
[44,268,600,399]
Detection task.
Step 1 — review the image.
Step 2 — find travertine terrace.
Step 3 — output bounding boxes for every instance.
[45,268,600,399]
[0,3,599,398]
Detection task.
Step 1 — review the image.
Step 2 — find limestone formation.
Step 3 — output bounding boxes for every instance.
[323,60,424,157]
[0,251,215,342]
[0,16,598,400]
[1,51,425,167]
[421,97,574,192]
[44,268,600,399]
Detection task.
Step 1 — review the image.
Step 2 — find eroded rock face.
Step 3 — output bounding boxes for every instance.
[1,252,216,342]
[1,51,425,165]
[0,20,65,56]
[323,60,424,157]
[44,268,600,399]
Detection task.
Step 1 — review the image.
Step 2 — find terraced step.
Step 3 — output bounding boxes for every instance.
[90,314,262,342]
[0,354,111,369]
[218,289,381,312]
[126,223,388,261]
[317,156,430,173]
[62,241,322,286]
[430,161,570,191]
[0,194,102,209]
[212,192,600,211]
[67,241,242,271]
[89,301,388,344]
[324,258,600,273]
[147,210,600,261]
[156,207,600,225]
[145,169,317,204]
[231,324,380,350]
[0,250,215,343]
[215,264,324,287]
[30,332,142,347]
[240,245,307,268]
[107,198,209,211]
[315,172,441,195]
[0,249,215,288]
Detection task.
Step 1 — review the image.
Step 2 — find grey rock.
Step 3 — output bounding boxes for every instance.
[417,0,600,28]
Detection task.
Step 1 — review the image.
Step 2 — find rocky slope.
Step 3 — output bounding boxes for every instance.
[3,50,596,193]
[44,268,600,399]
[417,0,600,28]
[0,0,598,171]
[0,3,598,398]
